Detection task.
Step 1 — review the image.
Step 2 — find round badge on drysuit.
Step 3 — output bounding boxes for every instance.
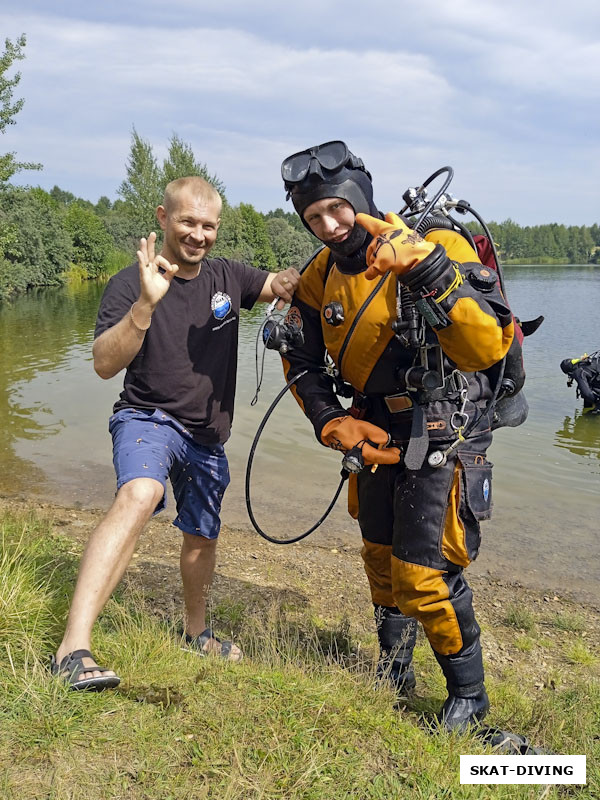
[482,477,490,503]
[323,301,345,326]
[211,291,232,320]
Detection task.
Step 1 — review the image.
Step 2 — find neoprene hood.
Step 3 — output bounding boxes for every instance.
[282,141,379,261]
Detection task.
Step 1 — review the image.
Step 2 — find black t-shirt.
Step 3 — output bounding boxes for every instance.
[94,258,267,444]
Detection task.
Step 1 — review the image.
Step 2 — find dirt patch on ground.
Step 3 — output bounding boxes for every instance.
[3,495,599,687]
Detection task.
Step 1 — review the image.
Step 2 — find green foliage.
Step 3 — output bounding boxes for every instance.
[118,130,227,241]
[265,207,313,236]
[0,211,21,298]
[265,216,317,270]
[102,248,133,276]
[49,185,77,206]
[514,636,535,652]
[62,262,89,285]
[0,254,27,300]
[212,202,277,270]
[0,34,42,183]
[0,512,66,654]
[94,195,112,215]
[0,187,72,298]
[117,127,162,236]
[64,203,113,278]
[238,203,277,270]
[161,133,226,197]
[470,218,600,264]
[101,199,140,253]
[211,202,248,260]
[0,184,133,299]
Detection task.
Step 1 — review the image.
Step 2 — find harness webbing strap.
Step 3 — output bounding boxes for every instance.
[404,403,429,470]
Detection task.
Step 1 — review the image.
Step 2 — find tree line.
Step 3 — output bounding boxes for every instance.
[0,128,318,300]
[470,219,600,266]
[0,123,317,300]
[1,34,599,301]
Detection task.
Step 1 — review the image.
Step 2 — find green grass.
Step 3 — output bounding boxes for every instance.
[550,612,587,633]
[503,604,536,633]
[1,509,598,799]
[513,636,535,653]
[564,639,597,666]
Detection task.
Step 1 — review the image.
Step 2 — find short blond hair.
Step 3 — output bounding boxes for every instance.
[162,176,222,214]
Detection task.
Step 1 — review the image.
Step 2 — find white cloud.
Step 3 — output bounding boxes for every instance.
[1,5,599,224]
[415,0,600,97]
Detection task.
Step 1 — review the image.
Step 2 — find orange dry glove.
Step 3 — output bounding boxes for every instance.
[320,416,401,466]
[355,212,437,281]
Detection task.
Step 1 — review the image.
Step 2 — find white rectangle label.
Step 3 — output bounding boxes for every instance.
[460,755,586,784]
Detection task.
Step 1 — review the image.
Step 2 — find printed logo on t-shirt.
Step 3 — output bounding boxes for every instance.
[211,291,232,320]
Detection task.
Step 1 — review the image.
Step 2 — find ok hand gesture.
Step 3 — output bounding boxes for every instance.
[136,232,179,308]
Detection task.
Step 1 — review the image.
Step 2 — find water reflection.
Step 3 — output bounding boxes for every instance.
[555,410,600,465]
[0,281,105,494]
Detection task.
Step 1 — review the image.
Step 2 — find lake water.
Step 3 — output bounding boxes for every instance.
[1,267,598,603]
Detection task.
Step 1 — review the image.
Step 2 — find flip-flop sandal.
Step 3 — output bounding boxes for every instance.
[181,628,243,662]
[50,649,121,691]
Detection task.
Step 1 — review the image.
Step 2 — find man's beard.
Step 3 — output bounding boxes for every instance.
[171,237,208,267]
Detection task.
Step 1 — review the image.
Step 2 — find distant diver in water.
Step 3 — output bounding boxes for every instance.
[560,352,600,414]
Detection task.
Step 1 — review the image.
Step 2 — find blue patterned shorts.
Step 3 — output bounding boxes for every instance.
[109,408,230,539]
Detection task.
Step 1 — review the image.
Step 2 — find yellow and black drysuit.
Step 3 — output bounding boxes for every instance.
[281,226,514,725]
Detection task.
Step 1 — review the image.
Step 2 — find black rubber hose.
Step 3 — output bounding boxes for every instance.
[245,370,347,545]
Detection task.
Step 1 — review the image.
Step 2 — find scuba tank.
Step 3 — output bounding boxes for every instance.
[399,167,543,433]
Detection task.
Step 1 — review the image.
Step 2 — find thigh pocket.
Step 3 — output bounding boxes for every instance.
[442,454,493,567]
[459,453,493,522]
[459,453,493,564]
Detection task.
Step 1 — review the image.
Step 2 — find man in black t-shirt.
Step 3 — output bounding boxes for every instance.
[51,177,300,690]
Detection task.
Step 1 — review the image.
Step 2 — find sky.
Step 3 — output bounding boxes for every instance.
[2,0,599,226]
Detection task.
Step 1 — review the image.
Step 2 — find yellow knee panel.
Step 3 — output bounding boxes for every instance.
[391,556,463,654]
[361,539,395,607]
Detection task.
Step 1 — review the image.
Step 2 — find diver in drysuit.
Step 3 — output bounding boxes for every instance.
[561,354,600,414]
[278,140,517,731]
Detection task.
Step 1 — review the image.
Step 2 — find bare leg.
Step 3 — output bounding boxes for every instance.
[180,532,242,660]
[55,478,164,680]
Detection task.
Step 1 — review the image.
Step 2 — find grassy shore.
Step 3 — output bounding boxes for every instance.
[1,505,598,799]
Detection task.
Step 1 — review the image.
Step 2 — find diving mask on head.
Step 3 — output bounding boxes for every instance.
[281,140,380,265]
[281,141,369,191]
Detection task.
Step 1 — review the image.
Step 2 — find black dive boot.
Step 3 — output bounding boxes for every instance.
[374,605,418,695]
[433,573,489,732]
[434,632,489,732]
